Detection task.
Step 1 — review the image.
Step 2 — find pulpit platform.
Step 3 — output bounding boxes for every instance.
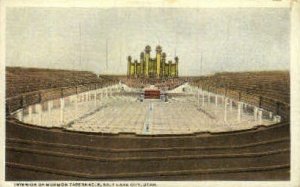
[144,89,160,99]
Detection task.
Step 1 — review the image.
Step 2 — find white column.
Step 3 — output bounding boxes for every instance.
[28,106,33,123]
[269,112,273,119]
[47,101,52,115]
[60,97,65,125]
[106,88,108,97]
[229,99,233,111]
[258,109,263,124]
[254,107,258,121]
[202,90,205,106]
[75,94,78,118]
[237,102,243,122]
[36,103,42,125]
[215,94,218,106]
[277,116,282,122]
[224,98,228,122]
[273,115,281,123]
[208,92,211,104]
[17,109,24,122]
[47,100,52,125]
[197,89,200,108]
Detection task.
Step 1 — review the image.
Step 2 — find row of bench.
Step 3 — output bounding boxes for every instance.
[6,67,113,98]
[6,118,290,180]
[192,71,290,103]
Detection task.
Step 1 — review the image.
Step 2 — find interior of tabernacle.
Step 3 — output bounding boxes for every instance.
[5,66,290,180]
[13,82,280,135]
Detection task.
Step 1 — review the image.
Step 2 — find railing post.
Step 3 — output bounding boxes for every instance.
[17,109,24,122]
[60,97,65,125]
[224,97,228,122]
[47,100,52,125]
[36,103,42,125]
[254,106,258,121]
[237,101,243,122]
[28,105,33,123]
[258,109,263,124]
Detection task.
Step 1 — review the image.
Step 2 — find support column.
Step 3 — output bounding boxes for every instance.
[254,106,258,121]
[197,89,200,109]
[215,95,218,106]
[28,106,33,123]
[106,88,108,97]
[274,115,281,123]
[208,92,211,104]
[47,100,52,125]
[17,109,24,122]
[75,94,78,118]
[202,90,205,106]
[224,98,228,122]
[60,98,65,125]
[258,109,263,124]
[269,112,273,119]
[36,103,42,125]
[237,102,243,122]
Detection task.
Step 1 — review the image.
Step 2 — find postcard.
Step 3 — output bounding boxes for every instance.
[1,0,300,187]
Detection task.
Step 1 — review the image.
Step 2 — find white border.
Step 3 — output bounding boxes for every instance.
[0,0,299,187]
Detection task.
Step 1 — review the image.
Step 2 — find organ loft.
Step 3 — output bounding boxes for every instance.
[127,45,179,79]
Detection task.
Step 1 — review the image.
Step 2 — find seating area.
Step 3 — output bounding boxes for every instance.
[6,117,290,180]
[191,71,290,104]
[6,67,117,98]
[5,68,290,180]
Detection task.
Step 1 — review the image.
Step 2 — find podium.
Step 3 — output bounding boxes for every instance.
[144,89,160,99]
